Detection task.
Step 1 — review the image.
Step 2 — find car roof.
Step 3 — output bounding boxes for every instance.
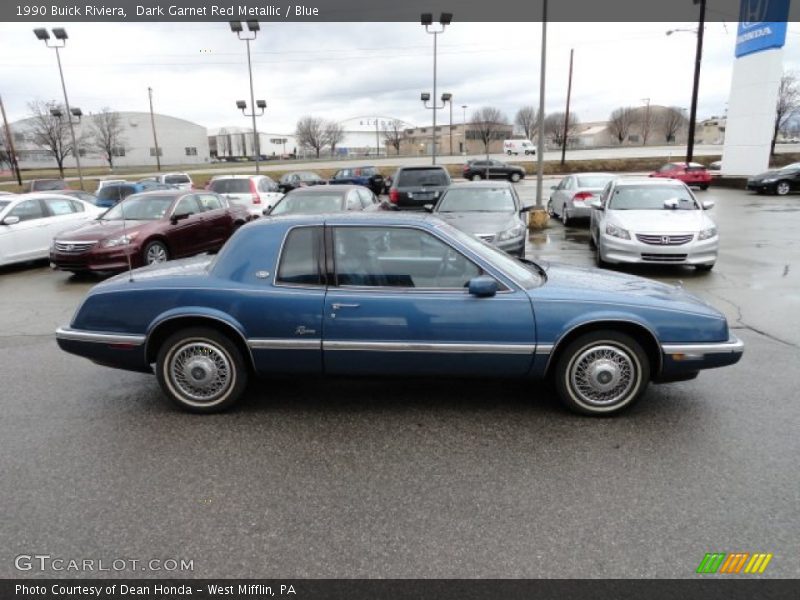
[615,177,688,187]
[257,211,433,228]
[285,185,354,194]
[397,165,448,170]
[209,174,267,180]
[570,172,616,177]
[447,181,513,189]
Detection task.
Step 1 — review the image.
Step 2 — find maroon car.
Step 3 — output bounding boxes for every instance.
[50,190,250,273]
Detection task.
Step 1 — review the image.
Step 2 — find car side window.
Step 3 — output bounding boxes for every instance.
[174,195,201,216]
[600,182,613,206]
[195,193,223,212]
[334,226,481,289]
[70,200,85,212]
[259,178,277,193]
[557,177,567,190]
[43,197,77,216]
[9,199,46,222]
[276,226,323,286]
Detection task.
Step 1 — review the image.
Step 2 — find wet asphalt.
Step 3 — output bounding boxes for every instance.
[0,184,798,578]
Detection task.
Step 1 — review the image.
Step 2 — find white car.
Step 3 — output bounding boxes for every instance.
[207,175,283,218]
[589,178,718,271]
[143,172,194,191]
[0,193,104,267]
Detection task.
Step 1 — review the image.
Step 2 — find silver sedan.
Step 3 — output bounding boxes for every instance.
[548,172,616,226]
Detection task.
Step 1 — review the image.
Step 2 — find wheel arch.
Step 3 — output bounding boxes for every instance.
[142,234,172,255]
[144,311,254,370]
[544,319,662,379]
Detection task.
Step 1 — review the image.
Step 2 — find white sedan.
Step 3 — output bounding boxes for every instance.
[589,178,718,271]
[0,193,104,267]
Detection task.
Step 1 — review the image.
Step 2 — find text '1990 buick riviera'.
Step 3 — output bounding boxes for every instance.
[56,213,743,416]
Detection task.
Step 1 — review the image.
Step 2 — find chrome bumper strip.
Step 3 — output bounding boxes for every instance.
[55,327,145,346]
[323,341,536,354]
[661,335,744,358]
[248,339,321,350]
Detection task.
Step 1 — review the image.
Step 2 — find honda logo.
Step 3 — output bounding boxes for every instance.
[661,236,671,245]
[66,244,75,252]
[741,0,769,28]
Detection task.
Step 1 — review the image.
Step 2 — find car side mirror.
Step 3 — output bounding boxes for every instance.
[589,200,603,210]
[702,200,715,210]
[423,204,434,213]
[170,212,191,224]
[468,276,498,298]
[2,216,20,225]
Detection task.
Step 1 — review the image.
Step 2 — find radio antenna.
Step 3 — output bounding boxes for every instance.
[120,190,134,282]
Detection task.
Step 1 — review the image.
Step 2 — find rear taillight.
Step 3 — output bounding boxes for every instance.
[389,188,399,203]
[250,179,260,204]
[573,192,593,201]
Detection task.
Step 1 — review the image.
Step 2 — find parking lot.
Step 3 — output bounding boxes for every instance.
[1,184,798,578]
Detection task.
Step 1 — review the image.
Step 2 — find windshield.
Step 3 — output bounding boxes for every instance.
[437,187,516,213]
[165,175,190,184]
[210,179,251,194]
[97,186,132,201]
[270,193,343,215]
[608,185,698,210]
[435,221,542,289]
[577,175,614,188]
[102,194,174,220]
[396,169,449,187]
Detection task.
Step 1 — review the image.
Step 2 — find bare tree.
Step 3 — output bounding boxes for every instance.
[295,116,327,158]
[382,119,405,155]
[0,126,10,171]
[469,106,509,157]
[659,106,688,143]
[639,105,654,145]
[27,100,83,176]
[543,112,580,147]
[607,107,636,144]
[514,105,539,141]
[772,72,800,156]
[324,120,346,156]
[88,108,126,168]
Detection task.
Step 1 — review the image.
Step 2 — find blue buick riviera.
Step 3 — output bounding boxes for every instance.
[56,213,743,416]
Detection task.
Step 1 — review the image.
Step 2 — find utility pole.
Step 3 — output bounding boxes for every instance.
[535,0,547,209]
[148,87,161,171]
[0,93,22,186]
[687,0,706,163]
[560,48,574,166]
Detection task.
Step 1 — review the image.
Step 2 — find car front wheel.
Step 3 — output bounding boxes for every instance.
[510,172,521,183]
[471,174,483,181]
[156,327,248,413]
[554,330,650,416]
[144,240,169,265]
[775,181,791,195]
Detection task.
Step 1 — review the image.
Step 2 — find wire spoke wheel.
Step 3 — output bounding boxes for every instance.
[169,341,232,404]
[569,344,636,407]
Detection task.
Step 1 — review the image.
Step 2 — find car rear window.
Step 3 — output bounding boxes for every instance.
[97,186,132,201]
[210,179,251,194]
[396,169,450,187]
[32,180,66,191]
[165,175,191,184]
[576,175,615,188]
[271,192,344,215]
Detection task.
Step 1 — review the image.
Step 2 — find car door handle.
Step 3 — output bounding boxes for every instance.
[331,303,360,310]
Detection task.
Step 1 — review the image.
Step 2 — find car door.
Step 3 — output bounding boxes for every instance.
[489,160,506,179]
[41,196,89,240]
[322,225,536,376]
[550,176,570,215]
[194,193,230,249]
[164,194,204,257]
[1,198,50,261]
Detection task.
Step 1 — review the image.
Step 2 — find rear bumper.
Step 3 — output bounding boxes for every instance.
[55,326,151,373]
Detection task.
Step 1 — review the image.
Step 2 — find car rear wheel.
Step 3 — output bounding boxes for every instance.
[471,174,483,181]
[775,181,791,196]
[506,150,512,155]
[554,330,650,416]
[595,242,607,267]
[699,184,709,191]
[156,327,248,413]
[144,240,169,265]
[510,172,522,183]
[561,205,570,226]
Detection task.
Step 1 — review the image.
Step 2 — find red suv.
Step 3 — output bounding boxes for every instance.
[649,162,711,190]
[50,190,250,273]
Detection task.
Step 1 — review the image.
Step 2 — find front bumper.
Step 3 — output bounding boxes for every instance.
[660,334,744,377]
[50,245,143,272]
[746,181,774,193]
[599,233,718,266]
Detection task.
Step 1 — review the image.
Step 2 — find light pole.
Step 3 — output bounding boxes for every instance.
[33,27,84,190]
[448,97,454,155]
[421,12,452,165]
[462,104,468,155]
[641,97,651,145]
[666,0,706,163]
[230,20,263,173]
[420,92,451,164]
[535,0,547,210]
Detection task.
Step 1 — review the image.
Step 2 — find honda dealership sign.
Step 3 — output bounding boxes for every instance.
[735,0,790,57]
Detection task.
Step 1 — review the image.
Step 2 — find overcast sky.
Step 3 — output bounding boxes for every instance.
[2,21,799,133]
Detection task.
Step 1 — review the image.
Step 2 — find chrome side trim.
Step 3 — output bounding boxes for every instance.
[661,335,744,358]
[323,340,535,354]
[55,326,145,346]
[247,338,321,350]
[535,343,554,354]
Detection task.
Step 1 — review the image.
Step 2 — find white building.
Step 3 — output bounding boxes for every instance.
[9,111,210,170]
